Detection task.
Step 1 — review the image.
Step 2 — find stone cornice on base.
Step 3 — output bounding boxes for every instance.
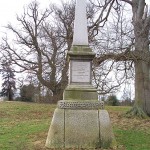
[57,100,104,110]
[68,45,95,60]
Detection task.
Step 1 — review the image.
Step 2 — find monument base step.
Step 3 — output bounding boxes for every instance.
[63,84,98,100]
[45,108,115,149]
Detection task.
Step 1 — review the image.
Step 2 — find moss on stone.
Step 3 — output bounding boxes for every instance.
[63,85,98,100]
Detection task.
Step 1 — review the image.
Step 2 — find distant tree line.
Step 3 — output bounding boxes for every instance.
[102,94,134,106]
[15,83,55,103]
[0,60,134,105]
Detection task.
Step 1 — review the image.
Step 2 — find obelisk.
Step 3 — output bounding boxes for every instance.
[63,0,97,101]
[73,0,88,45]
[45,0,116,148]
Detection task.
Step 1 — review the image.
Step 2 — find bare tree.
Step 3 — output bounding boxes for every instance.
[0,1,75,102]
[90,1,134,97]
[91,0,150,117]
[1,0,114,103]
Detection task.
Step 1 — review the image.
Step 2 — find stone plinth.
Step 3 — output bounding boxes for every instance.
[45,108,115,149]
[63,85,98,100]
[64,46,98,101]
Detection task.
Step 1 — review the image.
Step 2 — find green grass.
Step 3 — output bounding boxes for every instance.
[0,101,150,150]
[106,105,131,112]
[115,129,150,150]
[106,106,150,150]
[0,102,55,150]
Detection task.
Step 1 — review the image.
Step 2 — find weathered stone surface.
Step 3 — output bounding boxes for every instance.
[73,0,88,45]
[99,110,115,148]
[45,108,116,149]
[68,46,95,60]
[71,61,91,83]
[45,108,64,148]
[65,109,100,148]
[58,100,104,109]
[63,84,98,100]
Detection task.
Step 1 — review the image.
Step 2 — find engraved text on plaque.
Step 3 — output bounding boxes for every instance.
[71,61,91,83]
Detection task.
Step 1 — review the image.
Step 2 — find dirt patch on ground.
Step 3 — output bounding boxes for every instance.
[109,111,150,133]
[0,111,9,118]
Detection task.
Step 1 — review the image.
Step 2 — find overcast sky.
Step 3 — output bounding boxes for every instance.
[0,0,149,38]
[0,0,150,27]
[0,0,59,35]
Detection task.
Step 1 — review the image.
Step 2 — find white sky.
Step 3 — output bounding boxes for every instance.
[0,0,149,27]
[0,0,59,33]
[0,0,61,88]
[0,0,150,98]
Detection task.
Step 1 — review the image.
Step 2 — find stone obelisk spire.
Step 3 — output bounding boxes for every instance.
[64,0,97,99]
[73,0,88,45]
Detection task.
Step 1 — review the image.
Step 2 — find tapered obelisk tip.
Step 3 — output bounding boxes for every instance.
[73,0,88,45]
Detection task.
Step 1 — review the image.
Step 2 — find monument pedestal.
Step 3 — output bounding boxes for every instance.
[45,45,116,149]
[45,0,116,146]
[45,107,115,149]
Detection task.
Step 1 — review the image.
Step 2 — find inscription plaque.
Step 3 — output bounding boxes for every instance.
[71,61,91,83]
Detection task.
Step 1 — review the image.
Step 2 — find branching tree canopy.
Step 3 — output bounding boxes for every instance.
[0,1,74,102]
[91,0,150,117]
[0,0,150,117]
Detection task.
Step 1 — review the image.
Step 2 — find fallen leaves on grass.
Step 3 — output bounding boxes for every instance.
[109,110,150,133]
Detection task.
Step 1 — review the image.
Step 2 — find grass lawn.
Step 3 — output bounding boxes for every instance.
[0,101,150,150]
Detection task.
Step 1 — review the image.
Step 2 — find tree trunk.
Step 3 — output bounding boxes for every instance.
[52,90,63,103]
[134,60,150,116]
[129,0,150,117]
[128,33,150,117]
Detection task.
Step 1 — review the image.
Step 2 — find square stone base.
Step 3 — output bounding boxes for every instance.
[65,109,99,148]
[45,108,115,149]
